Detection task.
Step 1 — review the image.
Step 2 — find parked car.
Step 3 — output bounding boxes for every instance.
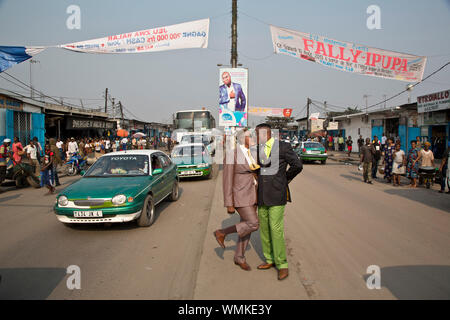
[171,143,213,179]
[54,150,179,227]
[295,141,328,164]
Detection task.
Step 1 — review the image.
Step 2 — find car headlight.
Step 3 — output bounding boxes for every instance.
[197,163,209,168]
[112,194,126,205]
[58,195,69,207]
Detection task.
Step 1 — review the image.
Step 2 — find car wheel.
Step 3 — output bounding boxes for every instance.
[169,180,179,201]
[137,194,155,227]
[26,175,41,188]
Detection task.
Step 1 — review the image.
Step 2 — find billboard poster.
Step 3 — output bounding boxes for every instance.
[219,68,248,127]
[248,107,292,117]
[270,25,427,82]
[60,18,209,54]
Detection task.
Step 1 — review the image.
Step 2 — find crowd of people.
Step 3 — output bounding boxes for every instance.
[0,133,176,195]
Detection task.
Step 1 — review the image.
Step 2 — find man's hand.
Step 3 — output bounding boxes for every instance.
[227,206,235,214]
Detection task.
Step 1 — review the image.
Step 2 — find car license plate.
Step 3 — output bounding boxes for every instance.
[180,170,196,175]
[311,150,320,154]
[74,211,103,218]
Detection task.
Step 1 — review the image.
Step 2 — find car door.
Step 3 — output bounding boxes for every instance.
[157,153,173,196]
[150,154,165,203]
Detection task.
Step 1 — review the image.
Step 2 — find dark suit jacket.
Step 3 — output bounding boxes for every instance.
[256,140,303,206]
[219,82,246,111]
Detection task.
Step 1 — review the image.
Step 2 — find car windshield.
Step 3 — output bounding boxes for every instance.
[172,145,205,157]
[84,155,149,177]
[181,135,210,145]
[304,143,324,149]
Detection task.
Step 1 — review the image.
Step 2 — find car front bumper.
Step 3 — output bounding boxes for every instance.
[56,210,142,224]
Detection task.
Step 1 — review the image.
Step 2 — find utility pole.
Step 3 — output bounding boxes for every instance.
[104,88,108,113]
[111,98,115,119]
[306,97,311,135]
[383,94,387,109]
[29,59,39,99]
[363,94,370,114]
[231,0,238,68]
[119,101,124,121]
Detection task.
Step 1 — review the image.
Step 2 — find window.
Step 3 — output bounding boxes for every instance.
[151,154,162,171]
[157,154,170,169]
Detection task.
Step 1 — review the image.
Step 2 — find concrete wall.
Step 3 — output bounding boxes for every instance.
[337,116,371,152]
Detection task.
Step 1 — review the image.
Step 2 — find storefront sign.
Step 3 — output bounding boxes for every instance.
[327,121,338,130]
[270,25,427,82]
[0,95,22,111]
[417,89,450,113]
[66,117,116,130]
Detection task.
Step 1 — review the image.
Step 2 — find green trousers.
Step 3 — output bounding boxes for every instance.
[258,205,288,269]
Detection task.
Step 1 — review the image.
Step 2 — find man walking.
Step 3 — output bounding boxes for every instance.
[24,140,40,177]
[255,123,303,281]
[360,138,375,184]
[372,136,382,179]
[357,135,364,156]
[0,138,12,184]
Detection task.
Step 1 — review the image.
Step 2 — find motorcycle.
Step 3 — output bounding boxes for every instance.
[64,153,88,176]
[2,159,41,188]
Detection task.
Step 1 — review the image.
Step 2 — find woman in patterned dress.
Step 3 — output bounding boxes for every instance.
[406,140,421,188]
[383,138,395,183]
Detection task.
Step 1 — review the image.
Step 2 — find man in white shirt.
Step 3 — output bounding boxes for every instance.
[121,137,128,151]
[24,140,40,176]
[67,137,79,156]
[381,133,387,152]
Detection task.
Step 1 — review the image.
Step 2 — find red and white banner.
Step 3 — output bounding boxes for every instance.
[60,19,209,54]
[270,25,427,82]
[248,107,293,117]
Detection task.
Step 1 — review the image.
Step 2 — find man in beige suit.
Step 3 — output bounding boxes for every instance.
[214,128,260,271]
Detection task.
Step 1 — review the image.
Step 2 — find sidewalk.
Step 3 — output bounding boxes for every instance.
[193,169,310,300]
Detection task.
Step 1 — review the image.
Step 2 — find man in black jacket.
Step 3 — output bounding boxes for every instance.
[255,123,303,280]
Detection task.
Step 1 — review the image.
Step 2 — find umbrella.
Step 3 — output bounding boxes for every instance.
[132,132,146,138]
[116,129,129,137]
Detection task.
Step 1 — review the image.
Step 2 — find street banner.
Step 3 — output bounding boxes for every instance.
[417,89,450,113]
[270,25,427,82]
[219,68,248,127]
[309,112,320,120]
[327,121,339,130]
[0,46,45,73]
[248,107,293,117]
[60,18,209,54]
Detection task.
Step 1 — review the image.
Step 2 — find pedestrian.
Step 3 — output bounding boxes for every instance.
[41,144,55,194]
[12,137,24,164]
[0,138,12,184]
[121,136,128,151]
[420,141,434,167]
[49,138,62,186]
[24,140,40,177]
[132,136,137,150]
[254,123,303,280]
[67,137,79,157]
[79,139,85,158]
[346,136,353,157]
[56,138,64,161]
[392,143,406,186]
[104,138,111,153]
[360,138,375,184]
[214,128,260,271]
[357,135,364,156]
[167,137,173,152]
[372,136,382,179]
[406,140,420,188]
[338,134,344,152]
[32,137,43,164]
[383,138,395,183]
[416,136,422,150]
[438,141,450,193]
[381,133,387,153]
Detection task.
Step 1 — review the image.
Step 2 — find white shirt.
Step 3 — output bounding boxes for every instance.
[381,136,387,144]
[226,83,236,112]
[105,140,111,149]
[393,150,405,163]
[56,141,63,149]
[68,141,78,154]
[24,145,37,160]
[121,138,128,144]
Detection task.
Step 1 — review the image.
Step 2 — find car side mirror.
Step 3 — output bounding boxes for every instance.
[152,168,163,175]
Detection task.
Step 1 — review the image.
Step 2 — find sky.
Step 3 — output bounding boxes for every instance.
[0,0,450,126]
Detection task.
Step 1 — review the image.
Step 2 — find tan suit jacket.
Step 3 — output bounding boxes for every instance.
[223,145,257,208]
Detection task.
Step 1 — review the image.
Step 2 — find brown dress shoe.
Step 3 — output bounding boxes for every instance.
[278,268,289,280]
[257,262,275,270]
[213,230,226,249]
[234,260,251,271]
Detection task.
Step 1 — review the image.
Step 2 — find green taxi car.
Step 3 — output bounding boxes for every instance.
[295,141,328,164]
[54,150,179,227]
[171,143,212,179]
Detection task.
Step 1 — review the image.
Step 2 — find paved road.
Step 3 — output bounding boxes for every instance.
[0,166,218,300]
[195,160,450,300]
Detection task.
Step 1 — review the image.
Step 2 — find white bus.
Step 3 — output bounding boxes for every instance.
[172,109,216,142]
